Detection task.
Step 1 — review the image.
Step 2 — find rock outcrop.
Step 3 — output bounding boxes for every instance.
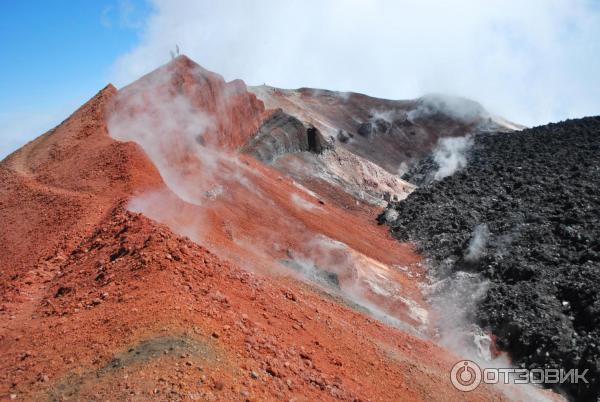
[241,109,328,164]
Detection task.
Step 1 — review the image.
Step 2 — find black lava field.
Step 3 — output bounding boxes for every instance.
[381,116,600,400]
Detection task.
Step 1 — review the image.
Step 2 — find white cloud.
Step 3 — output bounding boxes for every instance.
[111,0,600,127]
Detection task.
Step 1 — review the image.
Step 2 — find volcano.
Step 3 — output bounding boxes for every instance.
[0,55,564,401]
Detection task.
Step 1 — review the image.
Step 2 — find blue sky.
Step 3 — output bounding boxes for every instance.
[0,0,150,158]
[1,0,599,159]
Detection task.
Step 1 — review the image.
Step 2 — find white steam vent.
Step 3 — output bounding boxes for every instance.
[408,94,490,124]
[465,223,490,262]
[433,135,473,180]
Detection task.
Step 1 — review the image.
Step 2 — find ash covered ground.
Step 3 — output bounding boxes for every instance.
[381,116,600,400]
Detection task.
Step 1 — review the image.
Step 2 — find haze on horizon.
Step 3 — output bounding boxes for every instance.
[1,0,599,159]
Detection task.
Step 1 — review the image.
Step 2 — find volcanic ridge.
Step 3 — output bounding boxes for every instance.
[0,55,583,402]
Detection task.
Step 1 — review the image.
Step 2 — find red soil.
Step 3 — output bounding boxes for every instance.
[106,56,428,330]
[0,58,512,401]
[113,56,268,151]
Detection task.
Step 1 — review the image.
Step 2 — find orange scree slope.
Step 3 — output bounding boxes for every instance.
[0,56,513,401]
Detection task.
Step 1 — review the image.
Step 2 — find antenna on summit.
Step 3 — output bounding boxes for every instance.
[170,45,180,60]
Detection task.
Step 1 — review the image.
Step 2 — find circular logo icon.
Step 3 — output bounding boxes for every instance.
[450,360,482,392]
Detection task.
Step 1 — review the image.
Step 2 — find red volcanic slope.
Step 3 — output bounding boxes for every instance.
[113,56,268,150]
[0,56,514,401]
[107,56,428,330]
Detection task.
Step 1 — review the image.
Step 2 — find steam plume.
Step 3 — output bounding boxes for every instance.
[465,224,490,262]
[433,135,473,180]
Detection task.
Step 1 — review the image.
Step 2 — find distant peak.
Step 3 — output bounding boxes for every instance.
[165,54,221,82]
[102,83,118,94]
[171,53,195,65]
[88,83,117,104]
[167,54,200,72]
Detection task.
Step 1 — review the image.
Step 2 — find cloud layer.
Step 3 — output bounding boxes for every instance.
[112,0,600,126]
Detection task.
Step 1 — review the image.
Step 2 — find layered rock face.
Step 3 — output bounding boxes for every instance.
[241,110,328,164]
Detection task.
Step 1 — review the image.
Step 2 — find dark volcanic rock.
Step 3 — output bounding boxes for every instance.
[400,154,438,186]
[380,116,600,401]
[241,109,329,163]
